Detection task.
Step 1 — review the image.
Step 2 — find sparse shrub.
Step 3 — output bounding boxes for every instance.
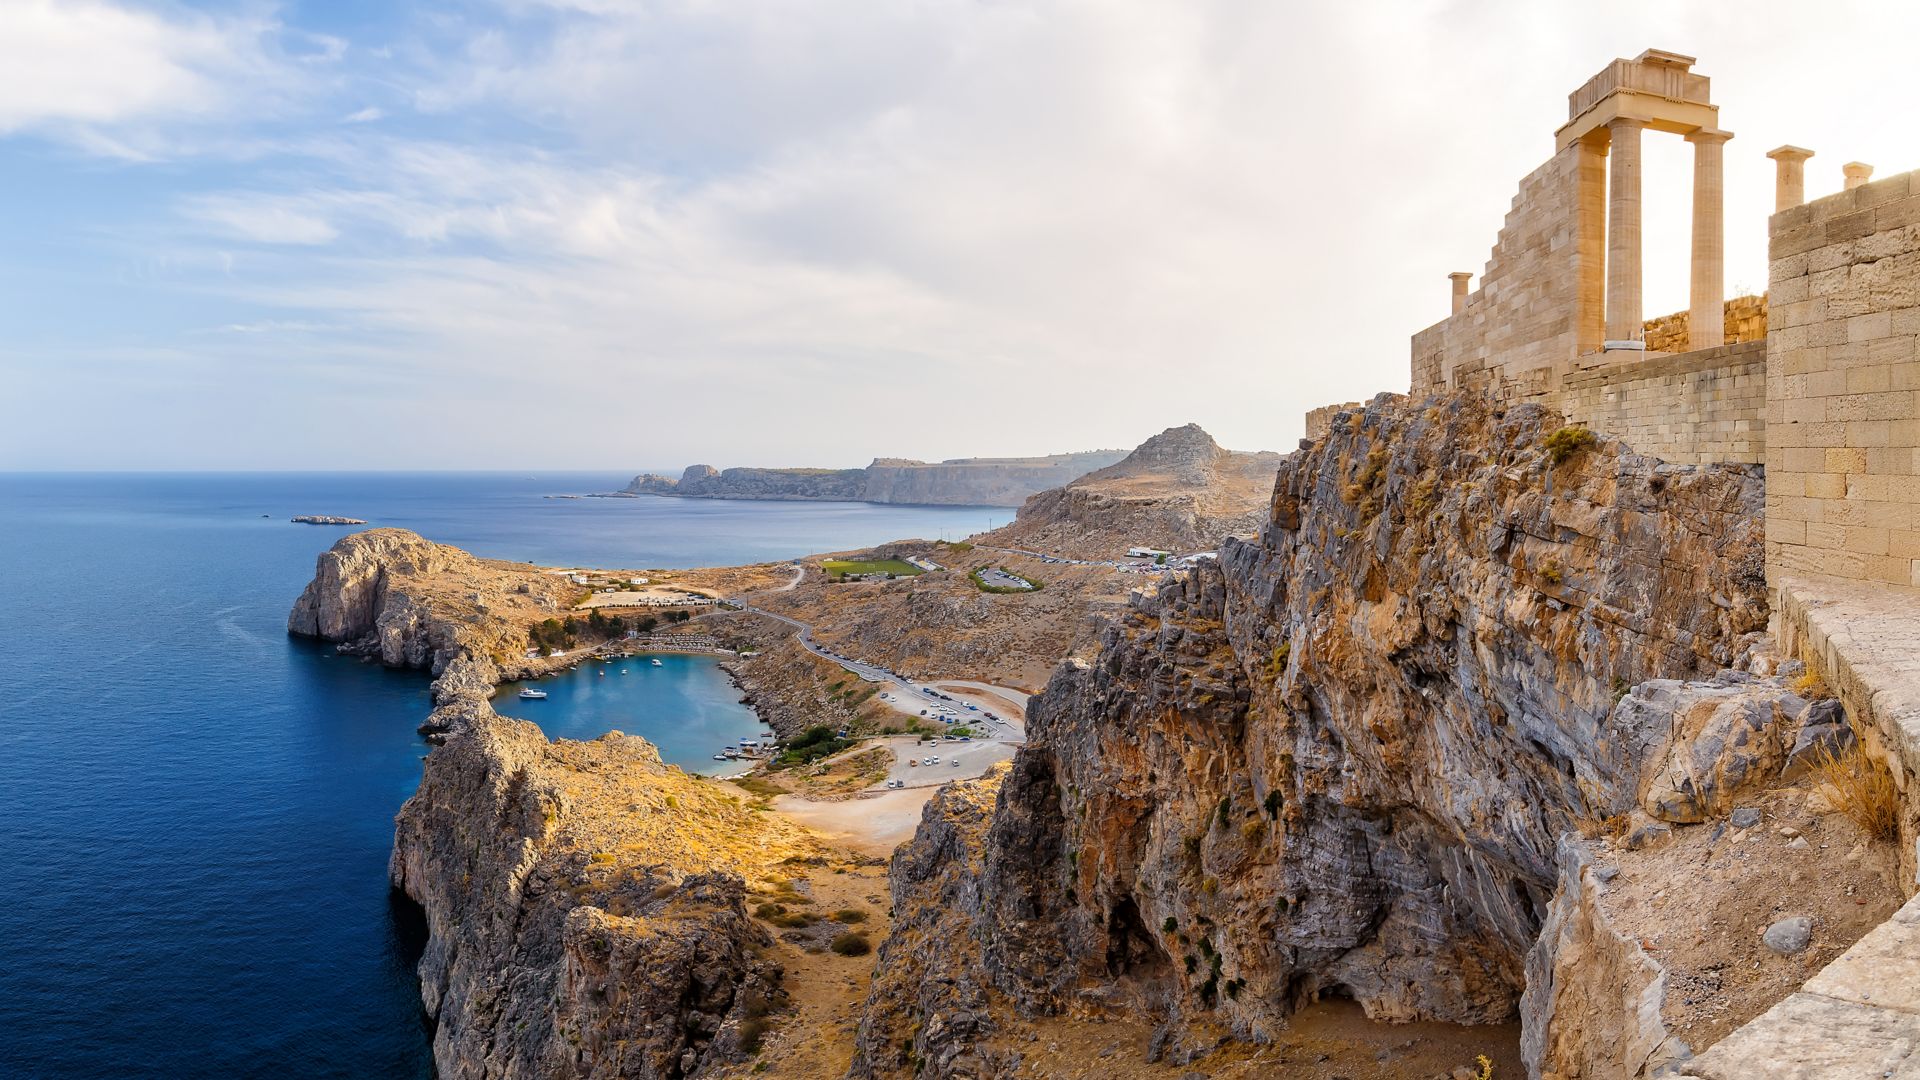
[1215,795,1232,829]
[738,1016,769,1052]
[1538,558,1563,586]
[1408,474,1441,516]
[1162,916,1177,934]
[1263,790,1283,819]
[589,852,615,864]
[1472,1054,1494,1080]
[1545,425,1598,466]
[1202,876,1219,895]
[1184,954,1197,974]
[831,908,868,924]
[1791,669,1833,700]
[829,932,872,956]
[1813,740,1900,842]
[1267,641,1291,680]
[1240,818,1265,843]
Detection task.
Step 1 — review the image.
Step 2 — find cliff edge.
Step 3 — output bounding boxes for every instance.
[290,530,823,1079]
[852,392,1793,1076]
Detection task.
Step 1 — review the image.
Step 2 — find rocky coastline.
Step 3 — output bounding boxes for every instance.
[289,529,824,1079]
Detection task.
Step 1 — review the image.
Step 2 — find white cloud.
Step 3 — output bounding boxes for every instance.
[181,196,341,246]
[11,0,1920,469]
[0,0,300,145]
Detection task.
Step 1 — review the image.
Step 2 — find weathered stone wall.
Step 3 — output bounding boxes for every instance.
[1411,143,1603,394]
[1543,340,1767,465]
[1763,167,1920,590]
[1302,401,1363,442]
[1642,294,1769,354]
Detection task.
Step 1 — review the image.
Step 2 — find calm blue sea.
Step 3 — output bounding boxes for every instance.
[0,473,997,1078]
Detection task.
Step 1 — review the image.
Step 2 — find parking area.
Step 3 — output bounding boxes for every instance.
[868,734,1017,790]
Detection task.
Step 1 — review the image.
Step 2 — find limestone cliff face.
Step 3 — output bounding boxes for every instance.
[288,527,476,666]
[624,451,1126,508]
[391,707,801,1080]
[853,393,1771,1075]
[979,423,1284,558]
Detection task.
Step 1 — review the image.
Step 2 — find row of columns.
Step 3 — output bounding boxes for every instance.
[1448,136,1881,353]
[1600,116,1728,352]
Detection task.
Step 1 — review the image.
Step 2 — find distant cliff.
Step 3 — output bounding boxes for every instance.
[624,450,1127,507]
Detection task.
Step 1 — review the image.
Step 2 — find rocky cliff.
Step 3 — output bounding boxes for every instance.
[625,450,1126,508]
[852,393,1785,1076]
[290,531,823,1079]
[978,424,1283,558]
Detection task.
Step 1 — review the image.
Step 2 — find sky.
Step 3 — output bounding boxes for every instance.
[3,0,1919,470]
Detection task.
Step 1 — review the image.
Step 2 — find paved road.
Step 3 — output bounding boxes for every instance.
[729,600,1027,782]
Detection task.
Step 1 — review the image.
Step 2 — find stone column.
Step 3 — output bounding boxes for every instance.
[1448,272,1472,314]
[1844,162,1874,190]
[1687,130,1731,351]
[1605,117,1644,344]
[1767,146,1815,211]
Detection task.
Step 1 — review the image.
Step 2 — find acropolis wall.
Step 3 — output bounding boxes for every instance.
[1763,166,1920,589]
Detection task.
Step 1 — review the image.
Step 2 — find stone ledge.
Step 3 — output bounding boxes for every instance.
[1679,975,1920,1078]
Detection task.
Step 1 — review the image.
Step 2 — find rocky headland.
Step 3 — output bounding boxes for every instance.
[977,423,1283,558]
[289,530,838,1079]
[624,449,1126,508]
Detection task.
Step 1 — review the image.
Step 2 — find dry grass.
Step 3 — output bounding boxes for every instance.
[1791,669,1833,700]
[1812,741,1901,842]
[1544,425,1598,466]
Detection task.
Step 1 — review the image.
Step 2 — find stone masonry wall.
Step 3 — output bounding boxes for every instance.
[1543,340,1767,465]
[1302,400,1364,443]
[1763,166,1920,590]
[1642,294,1769,354]
[1412,142,1602,393]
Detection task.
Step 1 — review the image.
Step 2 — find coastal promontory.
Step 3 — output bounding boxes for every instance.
[625,449,1127,508]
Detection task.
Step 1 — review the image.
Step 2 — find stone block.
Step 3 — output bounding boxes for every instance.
[1681,991,1920,1079]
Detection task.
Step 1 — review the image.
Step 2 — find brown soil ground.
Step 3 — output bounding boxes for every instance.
[1597,782,1903,1049]
[713,860,894,1080]
[999,1004,1520,1080]
[757,542,1140,692]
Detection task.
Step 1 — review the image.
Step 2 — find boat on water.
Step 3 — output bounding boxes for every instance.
[713,754,727,761]
[650,658,663,667]
[518,688,548,700]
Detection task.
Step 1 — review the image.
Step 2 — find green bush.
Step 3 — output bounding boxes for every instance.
[776,725,855,766]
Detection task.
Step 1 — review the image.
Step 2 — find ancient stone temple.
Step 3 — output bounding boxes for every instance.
[1410,49,1770,465]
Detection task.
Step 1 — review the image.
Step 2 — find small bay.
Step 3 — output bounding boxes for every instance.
[0,472,995,1077]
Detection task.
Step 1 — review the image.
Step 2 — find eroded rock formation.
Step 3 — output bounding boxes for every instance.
[853,393,1776,1075]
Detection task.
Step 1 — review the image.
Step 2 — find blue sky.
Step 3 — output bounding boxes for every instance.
[4,1,1919,469]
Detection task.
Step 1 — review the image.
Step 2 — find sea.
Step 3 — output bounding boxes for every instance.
[0,473,999,1078]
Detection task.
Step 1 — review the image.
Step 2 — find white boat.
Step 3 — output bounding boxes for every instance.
[713,753,727,761]
[650,658,663,667]
[517,688,548,700]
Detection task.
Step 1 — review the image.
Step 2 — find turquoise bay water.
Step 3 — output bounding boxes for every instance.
[500,654,770,773]
[0,473,997,1078]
